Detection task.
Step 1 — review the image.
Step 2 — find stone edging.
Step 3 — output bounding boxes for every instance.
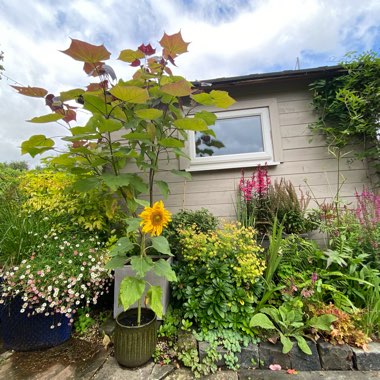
[196,339,380,371]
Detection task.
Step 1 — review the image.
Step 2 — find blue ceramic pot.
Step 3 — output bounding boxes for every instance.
[0,296,72,351]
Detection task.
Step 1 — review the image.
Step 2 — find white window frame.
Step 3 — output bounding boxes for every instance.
[183,98,282,172]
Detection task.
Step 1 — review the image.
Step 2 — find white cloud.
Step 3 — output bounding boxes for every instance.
[0,0,379,166]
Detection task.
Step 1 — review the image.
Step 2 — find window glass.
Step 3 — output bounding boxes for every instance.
[195,115,264,157]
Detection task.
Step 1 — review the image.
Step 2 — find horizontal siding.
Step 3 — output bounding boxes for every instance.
[122,83,374,220]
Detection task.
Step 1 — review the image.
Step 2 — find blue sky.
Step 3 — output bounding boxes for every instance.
[0,0,379,166]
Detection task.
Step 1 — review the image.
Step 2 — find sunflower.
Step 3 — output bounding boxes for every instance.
[139,200,171,236]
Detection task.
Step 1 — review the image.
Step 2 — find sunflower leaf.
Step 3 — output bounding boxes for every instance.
[153,259,177,281]
[119,276,145,311]
[146,285,163,318]
[131,256,154,278]
[151,236,172,256]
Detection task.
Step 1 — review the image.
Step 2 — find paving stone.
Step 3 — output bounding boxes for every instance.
[149,364,175,379]
[203,370,238,379]
[92,356,155,380]
[239,370,380,379]
[259,342,292,369]
[353,342,380,371]
[177,330,197,352]
[74,346,109,380]
[317,341,353,370]
[237,343,259,369]
[164,368,194,380]
[0,350,13,361]
[289,340,321,370]
[199,341,226,367]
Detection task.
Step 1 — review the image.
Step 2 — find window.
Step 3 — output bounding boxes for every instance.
[184,98,282,171]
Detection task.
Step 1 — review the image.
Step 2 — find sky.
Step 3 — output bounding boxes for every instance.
[0,0,379,167]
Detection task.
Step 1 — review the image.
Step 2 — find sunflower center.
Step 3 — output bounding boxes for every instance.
[152,213,163,225]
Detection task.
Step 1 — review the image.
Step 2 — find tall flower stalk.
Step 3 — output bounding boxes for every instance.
[111,201,175,325]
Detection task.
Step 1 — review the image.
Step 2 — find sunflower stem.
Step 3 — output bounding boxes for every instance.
[137,298,141,326]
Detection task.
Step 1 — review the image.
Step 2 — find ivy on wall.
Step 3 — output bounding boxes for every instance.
[309,52,380,171]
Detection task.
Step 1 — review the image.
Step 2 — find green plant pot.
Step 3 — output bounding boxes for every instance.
[114,308,157,368]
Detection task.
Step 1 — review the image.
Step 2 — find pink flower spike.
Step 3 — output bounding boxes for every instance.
[269,364,282,371]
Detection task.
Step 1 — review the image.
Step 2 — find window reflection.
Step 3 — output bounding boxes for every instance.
[196,115,264,157]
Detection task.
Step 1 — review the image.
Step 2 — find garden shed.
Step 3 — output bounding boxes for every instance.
[133,66,376,220]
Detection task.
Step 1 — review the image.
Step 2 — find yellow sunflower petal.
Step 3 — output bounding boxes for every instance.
[138,201,171,236]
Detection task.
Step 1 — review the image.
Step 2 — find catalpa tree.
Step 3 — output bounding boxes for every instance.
[14,31,235,212]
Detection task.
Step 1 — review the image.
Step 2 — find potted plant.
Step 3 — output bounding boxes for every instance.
[13,31,234,363]
[110,200,176,367]
[0,229,112,351]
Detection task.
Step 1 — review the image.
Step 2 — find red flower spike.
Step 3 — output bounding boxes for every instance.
[287,369,298,375]
[138,43,156,56]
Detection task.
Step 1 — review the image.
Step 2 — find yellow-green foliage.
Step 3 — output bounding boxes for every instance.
[20,170,119,232]
[180,223,265,286]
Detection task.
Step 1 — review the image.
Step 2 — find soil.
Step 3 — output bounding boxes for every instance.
[7,337,104,377]
[118,313,154,327]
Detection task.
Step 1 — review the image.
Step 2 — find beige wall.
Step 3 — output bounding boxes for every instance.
[124,78,374,221]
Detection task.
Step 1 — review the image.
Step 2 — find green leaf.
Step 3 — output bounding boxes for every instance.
[308,315,337,331]
[110,85,149,104]
[280,333,293,354]
[130,175,148,193]
[158,137,184,148]
[126,218,141,234]
[119,277,145,311]
[153,259,177,282]
[135,108,163,120]
[134,198,150,207]
[105,255,127,270]
[73,177,100,192]
[155,180,170,198]
[121,132,151,140]
[109,237,134,257]
[171,169,192,180]
[161,79,192,97]
[191,90,235,109]
[21,135,55,157]
[82,93,109,115]
[27,113,65,123]
[151,236,172,256]
[102,173,132,191]
[194,110,217,126]
[260,307,280,322]
[131,256,154,278]
[60,88,85,102]
[173,118,208,131]
[249,313,276,330]
[295,336,312,355]
[146,285,163,318]
[71,125,96,135]
[49,154,77,166]
[98,118,123,133]
[118,49,145,63]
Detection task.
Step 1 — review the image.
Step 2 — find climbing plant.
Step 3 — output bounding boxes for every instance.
[309,51,380,168]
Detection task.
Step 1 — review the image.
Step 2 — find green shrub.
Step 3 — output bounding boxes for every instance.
[19,169,123,236]
[172,223,265,333]
[164,208,218,257]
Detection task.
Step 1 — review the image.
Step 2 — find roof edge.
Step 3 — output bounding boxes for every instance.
[195,65,345,87]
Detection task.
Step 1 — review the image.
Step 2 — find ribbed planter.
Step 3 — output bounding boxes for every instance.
[0,296,72,351]
[114,308,157,368]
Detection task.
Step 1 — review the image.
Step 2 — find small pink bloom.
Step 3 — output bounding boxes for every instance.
[269,364,282,371]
